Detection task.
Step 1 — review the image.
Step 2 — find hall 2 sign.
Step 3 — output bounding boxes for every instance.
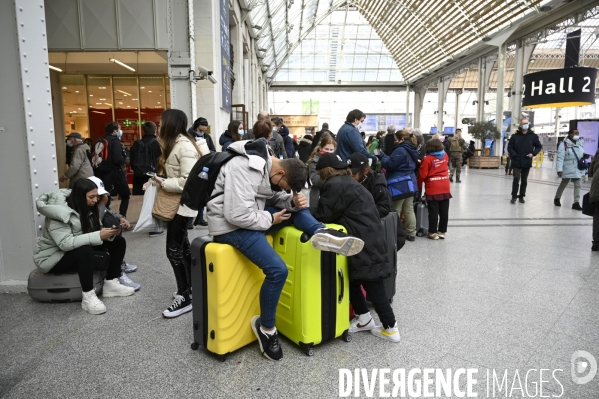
[522,67,597,108]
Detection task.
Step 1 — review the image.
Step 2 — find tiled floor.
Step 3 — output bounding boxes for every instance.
[1,164,598,398]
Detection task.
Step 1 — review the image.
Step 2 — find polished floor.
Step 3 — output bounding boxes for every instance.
[1,163,598,398]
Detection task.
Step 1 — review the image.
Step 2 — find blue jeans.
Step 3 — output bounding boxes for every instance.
[214,207,324,328]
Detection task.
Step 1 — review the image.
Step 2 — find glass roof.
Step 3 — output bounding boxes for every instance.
[273,8,403,82]
[250,0,559,84]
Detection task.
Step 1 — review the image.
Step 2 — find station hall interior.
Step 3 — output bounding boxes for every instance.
[2,0,599,398]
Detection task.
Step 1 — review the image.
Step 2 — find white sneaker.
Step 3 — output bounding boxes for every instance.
[82,289,106,315]
[371,323,401,343]
[102,278,135,298]
[349,312,377,333]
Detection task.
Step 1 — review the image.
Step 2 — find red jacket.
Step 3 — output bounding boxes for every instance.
[418,152,450,195]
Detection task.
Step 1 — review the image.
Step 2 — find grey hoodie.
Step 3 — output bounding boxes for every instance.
[206,139,297,236]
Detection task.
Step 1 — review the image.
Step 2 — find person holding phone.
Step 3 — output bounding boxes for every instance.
[206,138,365,361]
[33,179,136,315]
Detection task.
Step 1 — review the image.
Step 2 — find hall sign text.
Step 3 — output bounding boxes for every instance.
[522,67,597,108]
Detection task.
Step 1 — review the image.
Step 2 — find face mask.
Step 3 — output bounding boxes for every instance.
[573,135,580,141]
[356,122,363,130]
[238,130,244,137]
[66,140,73,147]
[117,130,123,139]
[272,127,277,133]
[522,124,529,130]
[269,173,284,192]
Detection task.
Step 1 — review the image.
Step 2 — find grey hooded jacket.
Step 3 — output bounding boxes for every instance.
[206,139,297,236]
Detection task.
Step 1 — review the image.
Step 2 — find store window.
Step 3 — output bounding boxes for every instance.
[60,75,89,139]
[87,75,114,142]
[113,76,140,147]
[139,76,166,128]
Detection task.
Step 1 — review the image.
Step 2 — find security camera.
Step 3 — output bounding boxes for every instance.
[198,65,212,75]
[207,75,217,84]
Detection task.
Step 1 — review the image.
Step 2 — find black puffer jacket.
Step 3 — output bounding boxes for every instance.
[361,171,392,218]
[313,175,391,281]
[507,128,542,169]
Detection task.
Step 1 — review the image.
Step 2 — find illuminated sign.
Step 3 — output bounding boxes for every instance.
[522,67,597,108]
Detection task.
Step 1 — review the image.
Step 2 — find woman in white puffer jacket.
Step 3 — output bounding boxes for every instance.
[151,109,209,318]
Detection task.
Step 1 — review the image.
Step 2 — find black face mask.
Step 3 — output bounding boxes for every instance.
[270,173,284,192]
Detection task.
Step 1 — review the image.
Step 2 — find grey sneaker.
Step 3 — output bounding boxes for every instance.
[148,231,164,238]
[310,228,364,256]
[119,272,141,291]
[122,261,138,273]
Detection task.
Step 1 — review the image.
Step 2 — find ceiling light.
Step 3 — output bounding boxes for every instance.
[77,108,82,110]
[132,98,138,101]
[117,89,132,96]
[127,105,131,108]
[100,98,106,100]
[91,111,105,115]
[75,91,79,93]
[89,94,93,97]
[96,102,102,105]
[49,65,63,72]
[118,102,123,105]
[109,58,136,72]
[258,48,267,52]
[62,86,67,90]
[530,59,535,63]
[98,87,106,89]
[539,5,552,12]
[252,25,262,30]
[148,90,152,93]
[482,37,491,42]
[140,87,145,89]
[104,103,112,107]
[157,102,161,104]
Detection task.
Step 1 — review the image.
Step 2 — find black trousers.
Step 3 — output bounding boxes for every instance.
[166,214,192,294]
[132,174,150,196]
[593,207,599,245]
[427,199,450,234]
[511,167,530,198]
[50,235,126,291]
[350,279,396,329]
[505,157,513,173]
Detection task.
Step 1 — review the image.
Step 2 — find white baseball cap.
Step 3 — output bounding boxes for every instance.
[87,176,109,196]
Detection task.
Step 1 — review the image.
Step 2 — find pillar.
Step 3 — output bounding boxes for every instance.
[496,42,507,157]
[0,0,58,285]
[413,85,427,129]
[455,91,461,131]
[168,0,194,121]
[405,84,410,127]
[437,77,450,132]
[511,41,535,131]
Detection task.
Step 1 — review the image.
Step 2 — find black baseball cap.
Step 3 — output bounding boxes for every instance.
[347,153,369,173]
[316,152,348,171]
[66,132,83,140]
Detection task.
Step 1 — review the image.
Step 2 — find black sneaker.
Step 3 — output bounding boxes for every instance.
[510,197,517,204]
[251,316,283,361]
[572,202,582,211]
[310,228,364,256]
[519,198,525,204]
[148,231,164,238]
[162,291,192,318]
[449,176,454,183]
[592,244,599,252]
[406,235,416,242]
[554,198,561,207]
[195,219,208,227]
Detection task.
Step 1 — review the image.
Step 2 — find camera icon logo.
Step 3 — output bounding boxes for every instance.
[571,350,597,385]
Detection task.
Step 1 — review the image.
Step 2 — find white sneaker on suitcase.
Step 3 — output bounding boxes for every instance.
[102,278,135,297]
[82,289,106,315]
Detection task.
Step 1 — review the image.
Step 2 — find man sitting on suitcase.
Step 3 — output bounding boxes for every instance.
[206,136,364,361]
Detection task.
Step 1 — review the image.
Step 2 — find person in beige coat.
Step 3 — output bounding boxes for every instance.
[60,132,94,187]
[150,109,209,318]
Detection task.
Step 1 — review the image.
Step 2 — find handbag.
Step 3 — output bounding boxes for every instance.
[570,145,589,171]
[133,182,163,232]
[387,175,416,201]
[152,186,181,222]
[582,192,596,217]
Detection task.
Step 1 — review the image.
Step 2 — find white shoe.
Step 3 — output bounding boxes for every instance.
[102,278,135,298]
[82,289,106,315]
[310,228,364,256]
[371,323,401,343]
[349,312,377,333]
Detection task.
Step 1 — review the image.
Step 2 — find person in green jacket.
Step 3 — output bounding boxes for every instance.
[33,179,135,315]
[368,131,386,155]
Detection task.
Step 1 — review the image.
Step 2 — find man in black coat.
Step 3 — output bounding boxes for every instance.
[507,118,543,204]
[311,123,335,150]
[93,121,131,217]
[130,121,162,195]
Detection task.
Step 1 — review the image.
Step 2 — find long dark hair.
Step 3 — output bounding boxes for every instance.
[67,179,101,234]
[228,120,242,142]
[157,109,200,174]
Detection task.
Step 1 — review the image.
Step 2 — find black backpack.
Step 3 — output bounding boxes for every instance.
[132,138,157,176]
[180,151,241,212]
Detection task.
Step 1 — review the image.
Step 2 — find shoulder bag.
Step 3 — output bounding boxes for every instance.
[152,186,181,222]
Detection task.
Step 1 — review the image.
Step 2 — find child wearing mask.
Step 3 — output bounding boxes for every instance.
[418,139,451,240]
[313,153,400,343]
[306,135,337,212]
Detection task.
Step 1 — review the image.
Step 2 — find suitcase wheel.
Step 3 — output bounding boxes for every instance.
[217,354,227,362]
[299,342,314,356]
[191,342,199,350]
[342,330,352,343]
[306,348,314,357]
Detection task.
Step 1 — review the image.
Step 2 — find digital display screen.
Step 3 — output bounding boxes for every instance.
[578,121,599,155]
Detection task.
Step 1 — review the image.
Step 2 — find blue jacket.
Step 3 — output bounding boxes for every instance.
[557,137,585,179]
[380,142,419,199]
[336,121,377,164]
[279,125,295,158]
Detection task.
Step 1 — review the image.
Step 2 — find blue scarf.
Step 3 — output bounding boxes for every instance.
[430,150,445,160]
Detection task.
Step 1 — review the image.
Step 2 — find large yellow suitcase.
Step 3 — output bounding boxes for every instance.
[274,225,351,356]
[190,235,271,361]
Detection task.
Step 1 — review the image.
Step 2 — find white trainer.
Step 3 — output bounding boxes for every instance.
[371,323,401,343]
[82,289,106,315]
[102,278,135,298]
[349,312,377,333]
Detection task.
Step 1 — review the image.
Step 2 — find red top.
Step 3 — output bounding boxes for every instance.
[418,153,451,196]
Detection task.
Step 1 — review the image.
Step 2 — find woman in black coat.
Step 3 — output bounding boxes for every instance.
[312,153,400,343]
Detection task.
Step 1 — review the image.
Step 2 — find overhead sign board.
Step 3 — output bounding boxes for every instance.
[522,67,597,109]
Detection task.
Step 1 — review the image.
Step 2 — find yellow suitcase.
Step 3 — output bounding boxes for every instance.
[190,235,271,361]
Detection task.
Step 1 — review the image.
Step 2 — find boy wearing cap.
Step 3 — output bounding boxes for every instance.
[313,152,400,343]
[60,132,94,187]
[347,152,392,218]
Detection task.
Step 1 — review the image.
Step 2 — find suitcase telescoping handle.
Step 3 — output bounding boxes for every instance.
[338,268,344,304]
